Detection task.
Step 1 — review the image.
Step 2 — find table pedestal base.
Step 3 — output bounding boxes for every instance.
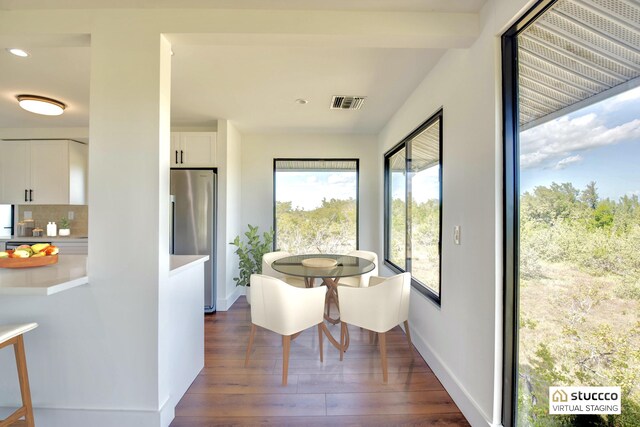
[322,277,341,325]
[304,277,349,352]
[319,322,349,352]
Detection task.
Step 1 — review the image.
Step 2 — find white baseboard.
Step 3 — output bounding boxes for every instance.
[159,398,175,427]
[0,406,162,427]
[216,285,243,311]
[409,325,493,427]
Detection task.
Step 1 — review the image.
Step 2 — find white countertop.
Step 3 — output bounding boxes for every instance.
[170,255,209,276]
[0,236,89,243]
[0,255,88,296]
[0,254,209,296]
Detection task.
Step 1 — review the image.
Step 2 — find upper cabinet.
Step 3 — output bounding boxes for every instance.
[0,140,88,205]
[171,132,217,168]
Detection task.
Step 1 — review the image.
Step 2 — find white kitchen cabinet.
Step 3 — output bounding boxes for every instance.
[0,140,88,205]
[170,132,216,167]
[0,141,30,204]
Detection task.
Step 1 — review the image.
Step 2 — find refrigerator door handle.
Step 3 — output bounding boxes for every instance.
[169,195,176,254]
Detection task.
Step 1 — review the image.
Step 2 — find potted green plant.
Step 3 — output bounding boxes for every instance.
[58,217,71,236]
[230,224,274,304]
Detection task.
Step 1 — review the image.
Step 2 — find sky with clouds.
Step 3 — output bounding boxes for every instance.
[520,85,640,200]
[276,171,357,210]
[391,166,440,203]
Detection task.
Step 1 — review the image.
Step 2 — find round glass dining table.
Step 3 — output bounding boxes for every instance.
[271,254,374,283]
[272,253,374,352]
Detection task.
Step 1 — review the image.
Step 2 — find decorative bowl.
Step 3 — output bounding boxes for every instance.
[301,258,338,268]
[0,253,58,269]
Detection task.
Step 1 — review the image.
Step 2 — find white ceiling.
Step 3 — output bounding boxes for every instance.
[170,45,444,133]
[0,1,485,135]
[0,0,485,12]
[0,44,90,129]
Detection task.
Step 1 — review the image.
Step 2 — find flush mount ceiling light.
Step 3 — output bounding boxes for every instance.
[17,95,66,116]
[7,48,29,57]
[295,98,308,105]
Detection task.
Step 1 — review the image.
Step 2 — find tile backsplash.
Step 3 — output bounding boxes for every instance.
[16,205,88,237]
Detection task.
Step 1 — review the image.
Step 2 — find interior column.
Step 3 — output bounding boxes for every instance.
[88,27,171,415]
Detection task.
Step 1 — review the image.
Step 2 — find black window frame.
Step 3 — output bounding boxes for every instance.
[384,109,443,305]
[272,158,360,252]
[502,1,557,426]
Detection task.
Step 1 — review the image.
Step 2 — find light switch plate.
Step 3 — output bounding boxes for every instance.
[454,225,461,245]
[68,211,75,220]
[24,211,32,219]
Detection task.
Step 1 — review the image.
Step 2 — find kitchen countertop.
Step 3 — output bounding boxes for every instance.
[0,236,89,243]
[0,255,88,296]
[170,255,210,276]
[0,254,209,296]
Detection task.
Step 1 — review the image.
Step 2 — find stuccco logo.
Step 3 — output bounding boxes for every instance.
[549,387,621,415]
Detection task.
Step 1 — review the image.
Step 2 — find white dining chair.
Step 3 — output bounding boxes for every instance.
[337,272,412,382]
[338,250,379,287]
[262,251,307,288]
[245,274,327,385]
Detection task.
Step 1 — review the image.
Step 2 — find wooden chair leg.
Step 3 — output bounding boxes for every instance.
[318,324,324,363]
[378,332,388,383]
[404,320,413,350]
[244,324,256,368]
[15,335,35,427]
[282,335,291,386]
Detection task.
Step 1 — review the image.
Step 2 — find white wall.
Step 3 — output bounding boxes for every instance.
[164,262,205,422]
[215,120,243,310]
[88,26,171,426]
[240,133,380,252]
[377,0,533,425]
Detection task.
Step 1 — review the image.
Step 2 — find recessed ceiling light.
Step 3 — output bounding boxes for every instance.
[7,48,29,57]
[16,95,66,116]
[295,98,308,105]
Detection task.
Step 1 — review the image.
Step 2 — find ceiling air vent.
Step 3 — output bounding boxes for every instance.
[330,96,366,110]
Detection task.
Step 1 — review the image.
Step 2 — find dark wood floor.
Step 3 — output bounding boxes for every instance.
[170,297,469,427]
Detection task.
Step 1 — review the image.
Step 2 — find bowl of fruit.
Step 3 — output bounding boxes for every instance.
[0,244,59,268]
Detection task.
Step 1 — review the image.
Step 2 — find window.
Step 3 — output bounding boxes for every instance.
[503,1,640,425]
[274,159,358,254]
[384,110,442,303]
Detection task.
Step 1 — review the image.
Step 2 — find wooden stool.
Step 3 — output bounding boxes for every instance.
[0,323,38,427]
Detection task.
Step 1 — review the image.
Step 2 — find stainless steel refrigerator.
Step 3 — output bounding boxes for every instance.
[170,169,217,313]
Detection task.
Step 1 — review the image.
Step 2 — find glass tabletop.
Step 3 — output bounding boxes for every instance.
[271,254,374,279]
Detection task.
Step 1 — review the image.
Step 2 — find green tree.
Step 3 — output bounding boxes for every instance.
[614,195,640,233]
[521,182,582,225]
[591,200,615,229]
[275,198,357,254]
[581,181,599,210]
